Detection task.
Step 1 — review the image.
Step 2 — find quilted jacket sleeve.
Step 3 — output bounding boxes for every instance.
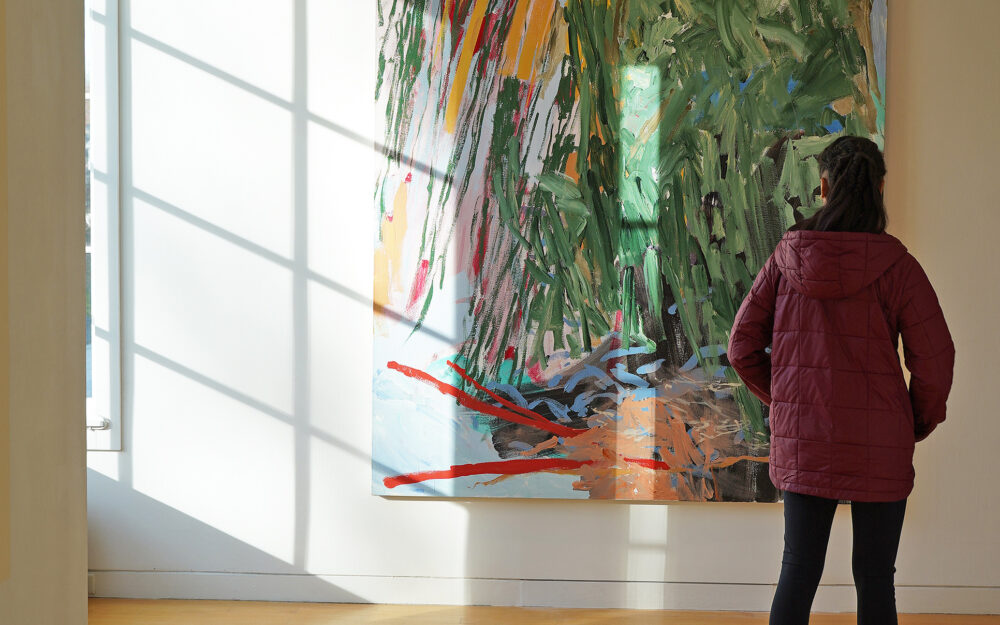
[897,257,956,442]
[728,254,779,406]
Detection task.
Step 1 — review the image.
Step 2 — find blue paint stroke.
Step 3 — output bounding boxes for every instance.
[601,345,653,361]
[529,398,573,422]
[486,381,529,407]
[678,344,727,372]
[636,358,665,375]
[571,390,621,416]
[563,364,618,393]
[824,119,843,134]
[611,363,649,388]
[628,387,659,401]
[667,286,714,315]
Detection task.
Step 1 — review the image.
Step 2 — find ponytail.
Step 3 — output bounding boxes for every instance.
[789,135,887,234]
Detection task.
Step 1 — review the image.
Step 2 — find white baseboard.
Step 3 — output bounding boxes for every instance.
[89,571,1000,614]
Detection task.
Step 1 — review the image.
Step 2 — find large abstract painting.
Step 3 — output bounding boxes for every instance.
[373,0,887,500]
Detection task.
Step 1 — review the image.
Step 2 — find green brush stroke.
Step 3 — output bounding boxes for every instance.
[376,0,883,444]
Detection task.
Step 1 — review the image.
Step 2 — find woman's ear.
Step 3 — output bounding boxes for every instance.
[820,175,829,201]
[879,178,885,194]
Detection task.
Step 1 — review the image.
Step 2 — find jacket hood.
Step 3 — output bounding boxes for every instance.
[773,230,908,299]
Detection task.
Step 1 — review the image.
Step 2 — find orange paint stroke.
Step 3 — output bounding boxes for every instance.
[499,0,531,77]
[445,0,490,134]
[516,0,555,83]
[625,454,768,474]
[564,151,579,181]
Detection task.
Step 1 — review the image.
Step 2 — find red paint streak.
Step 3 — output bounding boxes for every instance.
[406,259,430,312]
[511,83,522,129]
[473,11,492,55]
[444,359,554,428]
[471,212,487,277]
[517,176,529,197]
[384,458,594,488]
[623,457,672,471]
[386,360,585,438]
[485,7,508,65]
[405,172,412,183]
[438,68,451,112]
[503,345,516,360]
[525,360,545,385]
[481,12,506,72]
[605,309,625,373]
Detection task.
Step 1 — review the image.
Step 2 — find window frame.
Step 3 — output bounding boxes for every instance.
[85,0,122,451]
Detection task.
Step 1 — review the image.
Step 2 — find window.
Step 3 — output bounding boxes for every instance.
[85,0,122,451]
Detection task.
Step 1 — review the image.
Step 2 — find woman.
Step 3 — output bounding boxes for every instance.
[727,135,956,624]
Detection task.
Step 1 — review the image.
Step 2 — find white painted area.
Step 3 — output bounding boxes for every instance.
[86,0,1000,614]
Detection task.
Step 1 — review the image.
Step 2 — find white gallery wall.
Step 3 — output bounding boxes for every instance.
[87,0,1000,612]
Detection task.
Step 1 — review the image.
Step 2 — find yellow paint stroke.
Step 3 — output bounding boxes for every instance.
[433,0,456,68]
[849,0,881,106]
[499,0,531,77]
[593,112,605,144]
[831,95,854,116]
[500,0,558,84]
[628,95,671,163]
[516,0,555,83]
[574,246,591,281]
[531,5,568,88]
[445,0,490,134]
[373,180,409,326]
[852,71,877,134]
[373,248,391,328]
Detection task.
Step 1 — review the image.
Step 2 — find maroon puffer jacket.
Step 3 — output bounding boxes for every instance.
[727,230,956,502]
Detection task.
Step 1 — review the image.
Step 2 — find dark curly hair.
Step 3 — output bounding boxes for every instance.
[789,135,887,233]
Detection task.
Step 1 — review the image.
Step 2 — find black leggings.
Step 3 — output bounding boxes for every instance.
[770,489,907,625]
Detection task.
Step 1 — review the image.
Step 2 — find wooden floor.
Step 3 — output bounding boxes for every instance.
[88,599,1000,624]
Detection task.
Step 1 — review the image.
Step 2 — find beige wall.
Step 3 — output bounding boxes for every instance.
[882,0,1000,590]
[0,0,8,586]
[0,0,87,623]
